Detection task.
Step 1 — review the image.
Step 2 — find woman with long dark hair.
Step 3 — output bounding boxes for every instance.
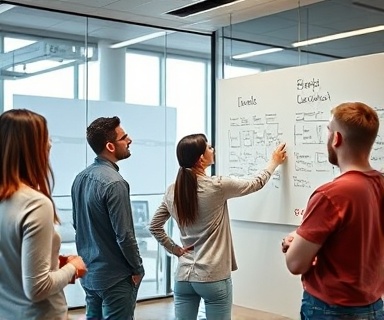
[150,133,286,320]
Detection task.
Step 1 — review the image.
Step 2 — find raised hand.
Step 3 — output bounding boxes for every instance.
[272,143,287,165]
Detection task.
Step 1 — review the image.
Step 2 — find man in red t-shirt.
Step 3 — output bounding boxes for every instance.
[282,102,384,319]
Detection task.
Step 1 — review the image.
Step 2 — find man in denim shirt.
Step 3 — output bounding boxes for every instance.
[72,116,144,320]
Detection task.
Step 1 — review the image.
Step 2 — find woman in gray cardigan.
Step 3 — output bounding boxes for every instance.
[149,133,286,320]
[0,109,87,320]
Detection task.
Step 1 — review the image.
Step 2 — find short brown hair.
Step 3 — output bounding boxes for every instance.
[86,116,120,155]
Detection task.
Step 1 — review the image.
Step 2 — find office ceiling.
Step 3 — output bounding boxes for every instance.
[2,0,322,33]
[0,0,384,68]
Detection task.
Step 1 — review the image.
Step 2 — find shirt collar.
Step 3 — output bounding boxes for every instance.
[95,156,119,171]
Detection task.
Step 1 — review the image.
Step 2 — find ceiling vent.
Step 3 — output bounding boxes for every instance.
[166,0,240,17]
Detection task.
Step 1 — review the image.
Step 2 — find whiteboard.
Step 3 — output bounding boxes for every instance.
[217,53,384,225]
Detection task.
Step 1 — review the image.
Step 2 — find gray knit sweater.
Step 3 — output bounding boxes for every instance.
[0,186,76,320]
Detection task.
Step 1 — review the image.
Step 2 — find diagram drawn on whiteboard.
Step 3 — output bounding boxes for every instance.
[227,113,283,189]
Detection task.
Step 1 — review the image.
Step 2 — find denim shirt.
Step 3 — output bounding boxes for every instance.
[71,157,144,290]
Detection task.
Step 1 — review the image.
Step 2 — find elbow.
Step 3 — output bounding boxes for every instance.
[286,260,310,275]
[286,263,304,275]
[148,223,158,237]
[148,225,155,235]
[25,288,49,303]
[24,280,53,303]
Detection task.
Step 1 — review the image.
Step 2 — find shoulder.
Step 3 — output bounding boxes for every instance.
[200,175,226,184]
[17,186,52,207]
[317,170,381,195]
[74,162,124,185]
[166,183,175,194]
[196,175,224,189]
[162,184,175,203]
[11,187,54,222]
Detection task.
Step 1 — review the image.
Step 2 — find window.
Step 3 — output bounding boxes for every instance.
[3,37,75,110]
[126,53,160,106]
[166,57,207,140]
[0,7,212,304]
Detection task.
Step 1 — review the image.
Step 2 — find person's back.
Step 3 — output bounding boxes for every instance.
[150,133,286,320]
[72,158,139,289]
[71,116,144,320]
[160,175,237,283]
[300,170,384,305]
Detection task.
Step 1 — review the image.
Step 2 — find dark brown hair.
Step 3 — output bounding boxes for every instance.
[86,116,120,155]
[174,133,207,227]
[0,109,58,223]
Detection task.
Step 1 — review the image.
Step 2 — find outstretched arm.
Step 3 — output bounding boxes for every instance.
[222,143,287,200]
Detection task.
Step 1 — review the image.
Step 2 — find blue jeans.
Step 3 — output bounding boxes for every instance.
[84,276,139,320]
[301,291,384,320]
[174,278,233,320]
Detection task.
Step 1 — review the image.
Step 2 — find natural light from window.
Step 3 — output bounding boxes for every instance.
[3,37,74,110]
[166,58,206,140]
[126,53,160,106]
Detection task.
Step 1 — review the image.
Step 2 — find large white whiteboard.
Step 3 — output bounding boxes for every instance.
[217,53,384,225]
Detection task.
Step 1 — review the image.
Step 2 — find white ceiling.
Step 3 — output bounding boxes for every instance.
[3,0,322,33]
[1,0,384,68]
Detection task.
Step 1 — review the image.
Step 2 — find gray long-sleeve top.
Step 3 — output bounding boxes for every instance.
[149,165,276,282]
[71,157,144,290]
[0,186,76,320]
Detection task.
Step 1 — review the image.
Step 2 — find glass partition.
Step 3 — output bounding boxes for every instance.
[219,0,384,78]
[0,5,212,306]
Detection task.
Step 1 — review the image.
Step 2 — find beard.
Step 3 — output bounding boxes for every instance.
[115,147,131,160]
[327,134,338,166]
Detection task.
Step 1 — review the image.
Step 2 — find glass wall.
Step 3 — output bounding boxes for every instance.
[219,0,384,78]
[0,5,212,306]
[5,0,383,311]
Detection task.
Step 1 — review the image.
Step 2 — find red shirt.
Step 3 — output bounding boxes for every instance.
[297,170,384,306]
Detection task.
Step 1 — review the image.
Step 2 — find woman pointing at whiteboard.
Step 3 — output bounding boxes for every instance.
[149,133,286,320]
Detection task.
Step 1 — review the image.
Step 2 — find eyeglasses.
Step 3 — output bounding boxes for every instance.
[115,134,128,142]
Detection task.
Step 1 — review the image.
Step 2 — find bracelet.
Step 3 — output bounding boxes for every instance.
[171,242,175,255]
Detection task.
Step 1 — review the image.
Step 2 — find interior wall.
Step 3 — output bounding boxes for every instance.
[231,220,302,319]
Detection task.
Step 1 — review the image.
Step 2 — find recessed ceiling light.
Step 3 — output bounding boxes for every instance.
[292,25,384,47]
[110,31,169,49]
[0,4,15,14]
[233,48,284,60]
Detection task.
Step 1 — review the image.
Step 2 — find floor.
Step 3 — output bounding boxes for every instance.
[68,297,293,320]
